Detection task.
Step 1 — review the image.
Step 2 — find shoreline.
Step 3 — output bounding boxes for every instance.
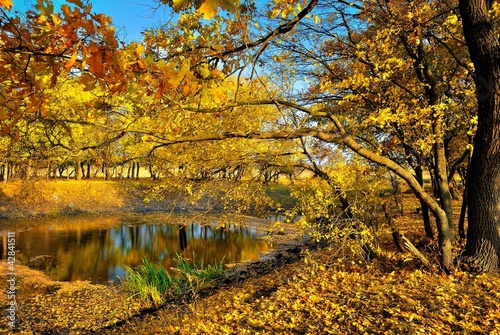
[0,211,309,334]
[0,179,188,220]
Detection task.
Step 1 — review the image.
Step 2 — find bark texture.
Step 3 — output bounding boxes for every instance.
[459,0,500,271]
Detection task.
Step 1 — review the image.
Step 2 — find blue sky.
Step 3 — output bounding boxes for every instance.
[90,0,174,41]
[14,0,174,42]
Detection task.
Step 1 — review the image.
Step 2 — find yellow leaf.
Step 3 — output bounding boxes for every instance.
[446,14,458,25]
[199,0,218,20]
[51,13,61,26]
[135,43,144,57]
[167,70,184,88]
[172,0,188,10]
[199,63,210,79]
[0,0,13,10]
[180,60,191,75]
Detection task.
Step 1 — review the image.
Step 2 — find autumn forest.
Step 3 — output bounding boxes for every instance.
[0,0,499,333]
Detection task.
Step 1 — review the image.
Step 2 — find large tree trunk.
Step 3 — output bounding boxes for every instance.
[459,0,500,271]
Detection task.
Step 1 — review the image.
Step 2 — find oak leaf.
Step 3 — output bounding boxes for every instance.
[66,0,83,6]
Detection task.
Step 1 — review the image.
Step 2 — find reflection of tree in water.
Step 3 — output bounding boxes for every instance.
[179,225,188,251]
[12,215,270,283]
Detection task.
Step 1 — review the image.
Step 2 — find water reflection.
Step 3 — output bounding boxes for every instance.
[0,215,270,284]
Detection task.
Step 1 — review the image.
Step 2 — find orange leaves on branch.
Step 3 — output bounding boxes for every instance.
[0,0,128,122]
[60,4,74,20]
[86,42,104,76]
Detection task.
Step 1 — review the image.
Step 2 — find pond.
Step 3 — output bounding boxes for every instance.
[0,214,271,284]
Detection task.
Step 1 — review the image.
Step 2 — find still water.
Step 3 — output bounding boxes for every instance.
[0,214,270,284]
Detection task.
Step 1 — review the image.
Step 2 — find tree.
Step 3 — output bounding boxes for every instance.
[0,0,455,269]
[267,0,475,243]
[169,0,465,269]
[1,0,497,272]
[458,0,500,271]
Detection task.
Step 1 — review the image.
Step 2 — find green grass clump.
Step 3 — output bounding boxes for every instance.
[172,254,226,295]
[122,255,226,307]
[121,259,176,307]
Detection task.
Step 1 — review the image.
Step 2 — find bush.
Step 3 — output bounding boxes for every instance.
[286,160,386,261]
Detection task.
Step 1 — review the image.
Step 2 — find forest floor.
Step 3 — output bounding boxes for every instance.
[0,180,499,334]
